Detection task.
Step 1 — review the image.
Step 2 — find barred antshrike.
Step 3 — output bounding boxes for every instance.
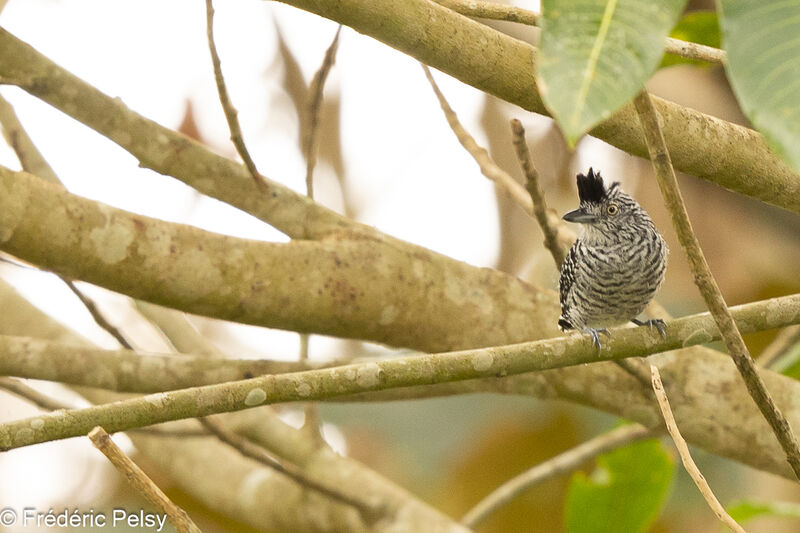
[558,168,668,348]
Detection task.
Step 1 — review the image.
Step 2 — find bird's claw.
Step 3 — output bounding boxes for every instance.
[582,327,610,350]
[633,318,667,338]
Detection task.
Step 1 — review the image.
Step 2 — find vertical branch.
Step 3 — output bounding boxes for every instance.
[205,0,265,190]
[304,26,342,197]
[88,427,204,533]
[650,367,745,533]
[509,118,568,267]
[633,90,800,480]
[299,29,342,440]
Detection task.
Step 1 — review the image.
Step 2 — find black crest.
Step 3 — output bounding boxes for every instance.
[576,168,606,204]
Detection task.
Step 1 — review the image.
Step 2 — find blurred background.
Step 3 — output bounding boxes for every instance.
[1,0,799,531]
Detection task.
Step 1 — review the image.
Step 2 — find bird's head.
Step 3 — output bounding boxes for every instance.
[563,168,650,241]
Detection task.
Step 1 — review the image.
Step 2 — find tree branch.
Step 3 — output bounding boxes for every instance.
[88,427,204,533]
[0,28,362,241]
[198,417,381,520]
[0,165,554,352]
[204,0,266,190]
[263,0,798,215]
[634,89,800,480]
[0,334,324,392]
[650,367,745,532]
[509,119,569,267]
[422,64,532,213]
[2,291,799,451]
[432,0,726,64]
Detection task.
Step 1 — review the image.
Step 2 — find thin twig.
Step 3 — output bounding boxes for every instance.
[664,37,727,65]
[304,25,342,198]
[301,28,342,439]
[199,417,381,520]
[61,278,133,350]
[650,367,745,532]
[433,0,725,64]
[422,64,532,213]
[89,427,204,533]
[633,89,800,480]
[509,119,569,267]
[205,0,265,190]
[461,424,655,528]
[299,333,325,445]
[759,325,800,369]
[0,93,59,183]
[434,0,538,25]
[0,377,70,411]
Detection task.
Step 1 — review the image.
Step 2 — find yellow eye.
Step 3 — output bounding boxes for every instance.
[607,204,618,215]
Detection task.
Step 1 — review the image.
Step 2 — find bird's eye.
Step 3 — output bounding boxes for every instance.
[607,204,619,215]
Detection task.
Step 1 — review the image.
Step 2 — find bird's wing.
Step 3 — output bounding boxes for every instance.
[559,243,579,308]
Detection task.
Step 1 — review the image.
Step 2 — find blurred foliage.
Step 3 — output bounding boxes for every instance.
[727,500,800,525]
[442,410,580,532]
[660,11,720,68]
[565,438,675,533]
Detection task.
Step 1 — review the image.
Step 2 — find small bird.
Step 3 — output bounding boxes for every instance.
[558,168,668,348]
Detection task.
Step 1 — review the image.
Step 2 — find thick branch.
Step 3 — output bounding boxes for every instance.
[0,28,360,240]
[0,292,797,393]
[265,0,799,215]
[2,292,799,451]
[0,335,321,391]
[0,166,552,352]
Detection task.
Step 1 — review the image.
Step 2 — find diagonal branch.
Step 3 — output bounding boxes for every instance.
[198,417,381,519]
[422,63,532,213]
[650,367,745,532]
[634,89,800,480]
[2,291,799,451]
[509,119,569,267]
[304,26,342,198]
[89,427,204,533]
[265,0,799,215]
[205,0,265,190]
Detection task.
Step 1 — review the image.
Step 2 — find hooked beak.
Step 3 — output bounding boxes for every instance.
[562,208,599,224]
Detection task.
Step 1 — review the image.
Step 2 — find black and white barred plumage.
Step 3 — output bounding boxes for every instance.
[558,168,667,347]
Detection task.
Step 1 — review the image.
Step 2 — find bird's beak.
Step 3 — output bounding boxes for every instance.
[562,208,599,224]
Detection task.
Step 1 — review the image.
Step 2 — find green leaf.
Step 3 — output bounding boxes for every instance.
[537,0,688,146]
[727,500,800,523]
[719,0,800,173]
[660,11,721,68]
[565,439,674,533]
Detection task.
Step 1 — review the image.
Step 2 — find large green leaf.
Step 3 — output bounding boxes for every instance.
[565,438,674,533]
[719,0,800,172]
[537,0,688,146]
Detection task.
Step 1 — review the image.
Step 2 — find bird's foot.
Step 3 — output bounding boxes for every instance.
[632,318,667,338]
[582,327,610,350]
